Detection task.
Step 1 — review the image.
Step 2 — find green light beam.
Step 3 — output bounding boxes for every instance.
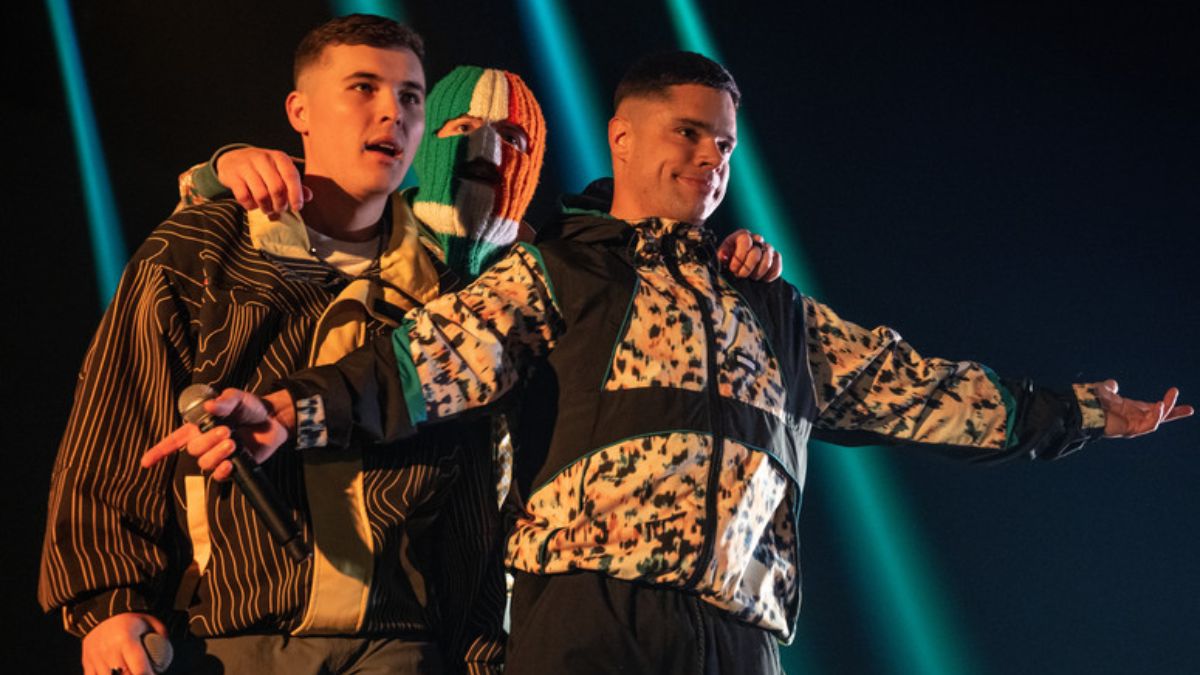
[330,0,406,22]
[665,1,974,674]
[46,0,127,305]
[515,0,609,191]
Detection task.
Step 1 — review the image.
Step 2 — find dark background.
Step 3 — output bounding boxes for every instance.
[6,1,1197,672]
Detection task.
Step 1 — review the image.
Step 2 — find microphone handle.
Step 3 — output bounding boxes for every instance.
[228,448,311,563]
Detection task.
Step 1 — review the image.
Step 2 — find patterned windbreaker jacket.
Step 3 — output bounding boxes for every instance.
[285,189,1107,641]
[38,196,506,675]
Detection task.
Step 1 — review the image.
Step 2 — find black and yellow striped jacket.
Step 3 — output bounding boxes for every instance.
[38,198,505,674]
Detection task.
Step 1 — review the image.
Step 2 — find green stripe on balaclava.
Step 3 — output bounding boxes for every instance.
[413,65,483,208]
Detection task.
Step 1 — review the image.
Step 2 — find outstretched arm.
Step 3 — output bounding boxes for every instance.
[803,295,1190,460]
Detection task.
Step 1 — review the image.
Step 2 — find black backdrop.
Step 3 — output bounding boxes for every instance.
[7,1,1197,672]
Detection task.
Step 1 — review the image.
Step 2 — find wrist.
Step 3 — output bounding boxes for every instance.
[262,389,296,437]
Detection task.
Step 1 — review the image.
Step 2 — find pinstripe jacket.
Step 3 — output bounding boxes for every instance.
[38,197,505,674]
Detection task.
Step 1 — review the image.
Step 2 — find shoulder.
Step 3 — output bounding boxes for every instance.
[133,200,248,269]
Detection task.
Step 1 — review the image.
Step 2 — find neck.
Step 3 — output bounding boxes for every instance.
[299,175,389,242]
[607,189,644,223]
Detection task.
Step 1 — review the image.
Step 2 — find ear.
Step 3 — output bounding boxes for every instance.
[286,90,309,135]
[608,115,631,162]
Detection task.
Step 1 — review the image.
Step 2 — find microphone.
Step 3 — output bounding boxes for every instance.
[178,384,311,563]
[141,632,173,674]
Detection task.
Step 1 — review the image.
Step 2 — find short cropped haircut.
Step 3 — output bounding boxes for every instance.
[613,51,741,110]
[293,14,425,86]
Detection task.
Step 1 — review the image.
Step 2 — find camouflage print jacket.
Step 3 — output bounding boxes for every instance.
[285,190,1107,641]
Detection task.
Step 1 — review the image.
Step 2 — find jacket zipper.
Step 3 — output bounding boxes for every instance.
[662,245,725,590]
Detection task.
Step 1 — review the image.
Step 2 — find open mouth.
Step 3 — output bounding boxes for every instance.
[364,141,400,158]
[456,158,502,186]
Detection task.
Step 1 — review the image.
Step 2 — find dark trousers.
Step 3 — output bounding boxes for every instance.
[170,634,442,674]
[507,572,784,675]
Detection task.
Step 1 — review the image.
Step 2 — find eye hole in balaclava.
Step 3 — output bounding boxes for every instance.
[412,65,546,279]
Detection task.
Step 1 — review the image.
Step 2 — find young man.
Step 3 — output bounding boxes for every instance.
[149,52,1190,674]
[40,16,522,675]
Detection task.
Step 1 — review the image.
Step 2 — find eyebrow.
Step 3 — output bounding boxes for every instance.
[344,71,426,93]
[674,117,736,141]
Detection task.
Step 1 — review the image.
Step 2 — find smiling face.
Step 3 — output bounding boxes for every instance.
[609,84,737,225]
[286,43,426,202]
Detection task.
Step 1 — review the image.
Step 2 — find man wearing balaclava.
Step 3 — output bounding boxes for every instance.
[411,65,546,279]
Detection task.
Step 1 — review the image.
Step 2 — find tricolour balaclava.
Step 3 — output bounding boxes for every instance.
[412,66,546,279]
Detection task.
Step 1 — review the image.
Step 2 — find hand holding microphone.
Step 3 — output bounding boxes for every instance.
[143,385,309,562]
[80,613,172,675]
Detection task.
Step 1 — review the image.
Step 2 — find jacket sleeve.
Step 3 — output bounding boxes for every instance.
[801,296,1106,461]
[431,422,508,675]
[284,242,561,449]
[38,246,193,635]
[173,144,251,212]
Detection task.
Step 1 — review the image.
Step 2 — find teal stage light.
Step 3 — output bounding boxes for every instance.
[46,0,128,305]
[515,0,609,191]
[330,0,406,22]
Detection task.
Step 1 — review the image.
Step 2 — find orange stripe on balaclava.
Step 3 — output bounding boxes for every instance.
[496,70,545,223]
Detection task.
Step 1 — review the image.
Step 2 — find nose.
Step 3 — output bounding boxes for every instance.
[379,93,405,128]
[695,138,723,168]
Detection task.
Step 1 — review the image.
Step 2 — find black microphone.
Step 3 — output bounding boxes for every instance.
[178,384,311,563]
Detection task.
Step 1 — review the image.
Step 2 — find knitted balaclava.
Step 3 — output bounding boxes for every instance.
[412,66,546,279]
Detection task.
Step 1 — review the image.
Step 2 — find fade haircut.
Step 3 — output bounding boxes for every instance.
[613,50,741,110]
[293,14,426,86]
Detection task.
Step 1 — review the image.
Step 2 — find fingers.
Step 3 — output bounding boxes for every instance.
[270,151,306,213]
[81,614,154,675]
[722,231,763,278]
[120,639,154,675]
[253,152,293,217]
[141,423,199,468]
[1161,387,1193,424]
[764,246,783,281]
[216,148,305,216]
[1165,405,1194,422]
[183,424,233,471]
[1105,386,1193,438]
[751,243,777,281]
[716,228,748,261]
[207,387,270,425]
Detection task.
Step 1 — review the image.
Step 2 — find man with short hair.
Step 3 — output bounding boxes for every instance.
[41,15,516,675]
[151,51,1190,674]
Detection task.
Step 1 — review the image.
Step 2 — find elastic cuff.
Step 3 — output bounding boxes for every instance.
[292,394,329,449]
[195,143,253,200]
[1072,382,1107,436]
[63,588,149,637]
[281,365,354,450]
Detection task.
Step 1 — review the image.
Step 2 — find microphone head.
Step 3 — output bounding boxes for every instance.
[141,632,174,673]
[178,383,217,427]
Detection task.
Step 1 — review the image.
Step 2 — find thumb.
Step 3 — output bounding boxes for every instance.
[302,185,314,203]
[142,613,168,637]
